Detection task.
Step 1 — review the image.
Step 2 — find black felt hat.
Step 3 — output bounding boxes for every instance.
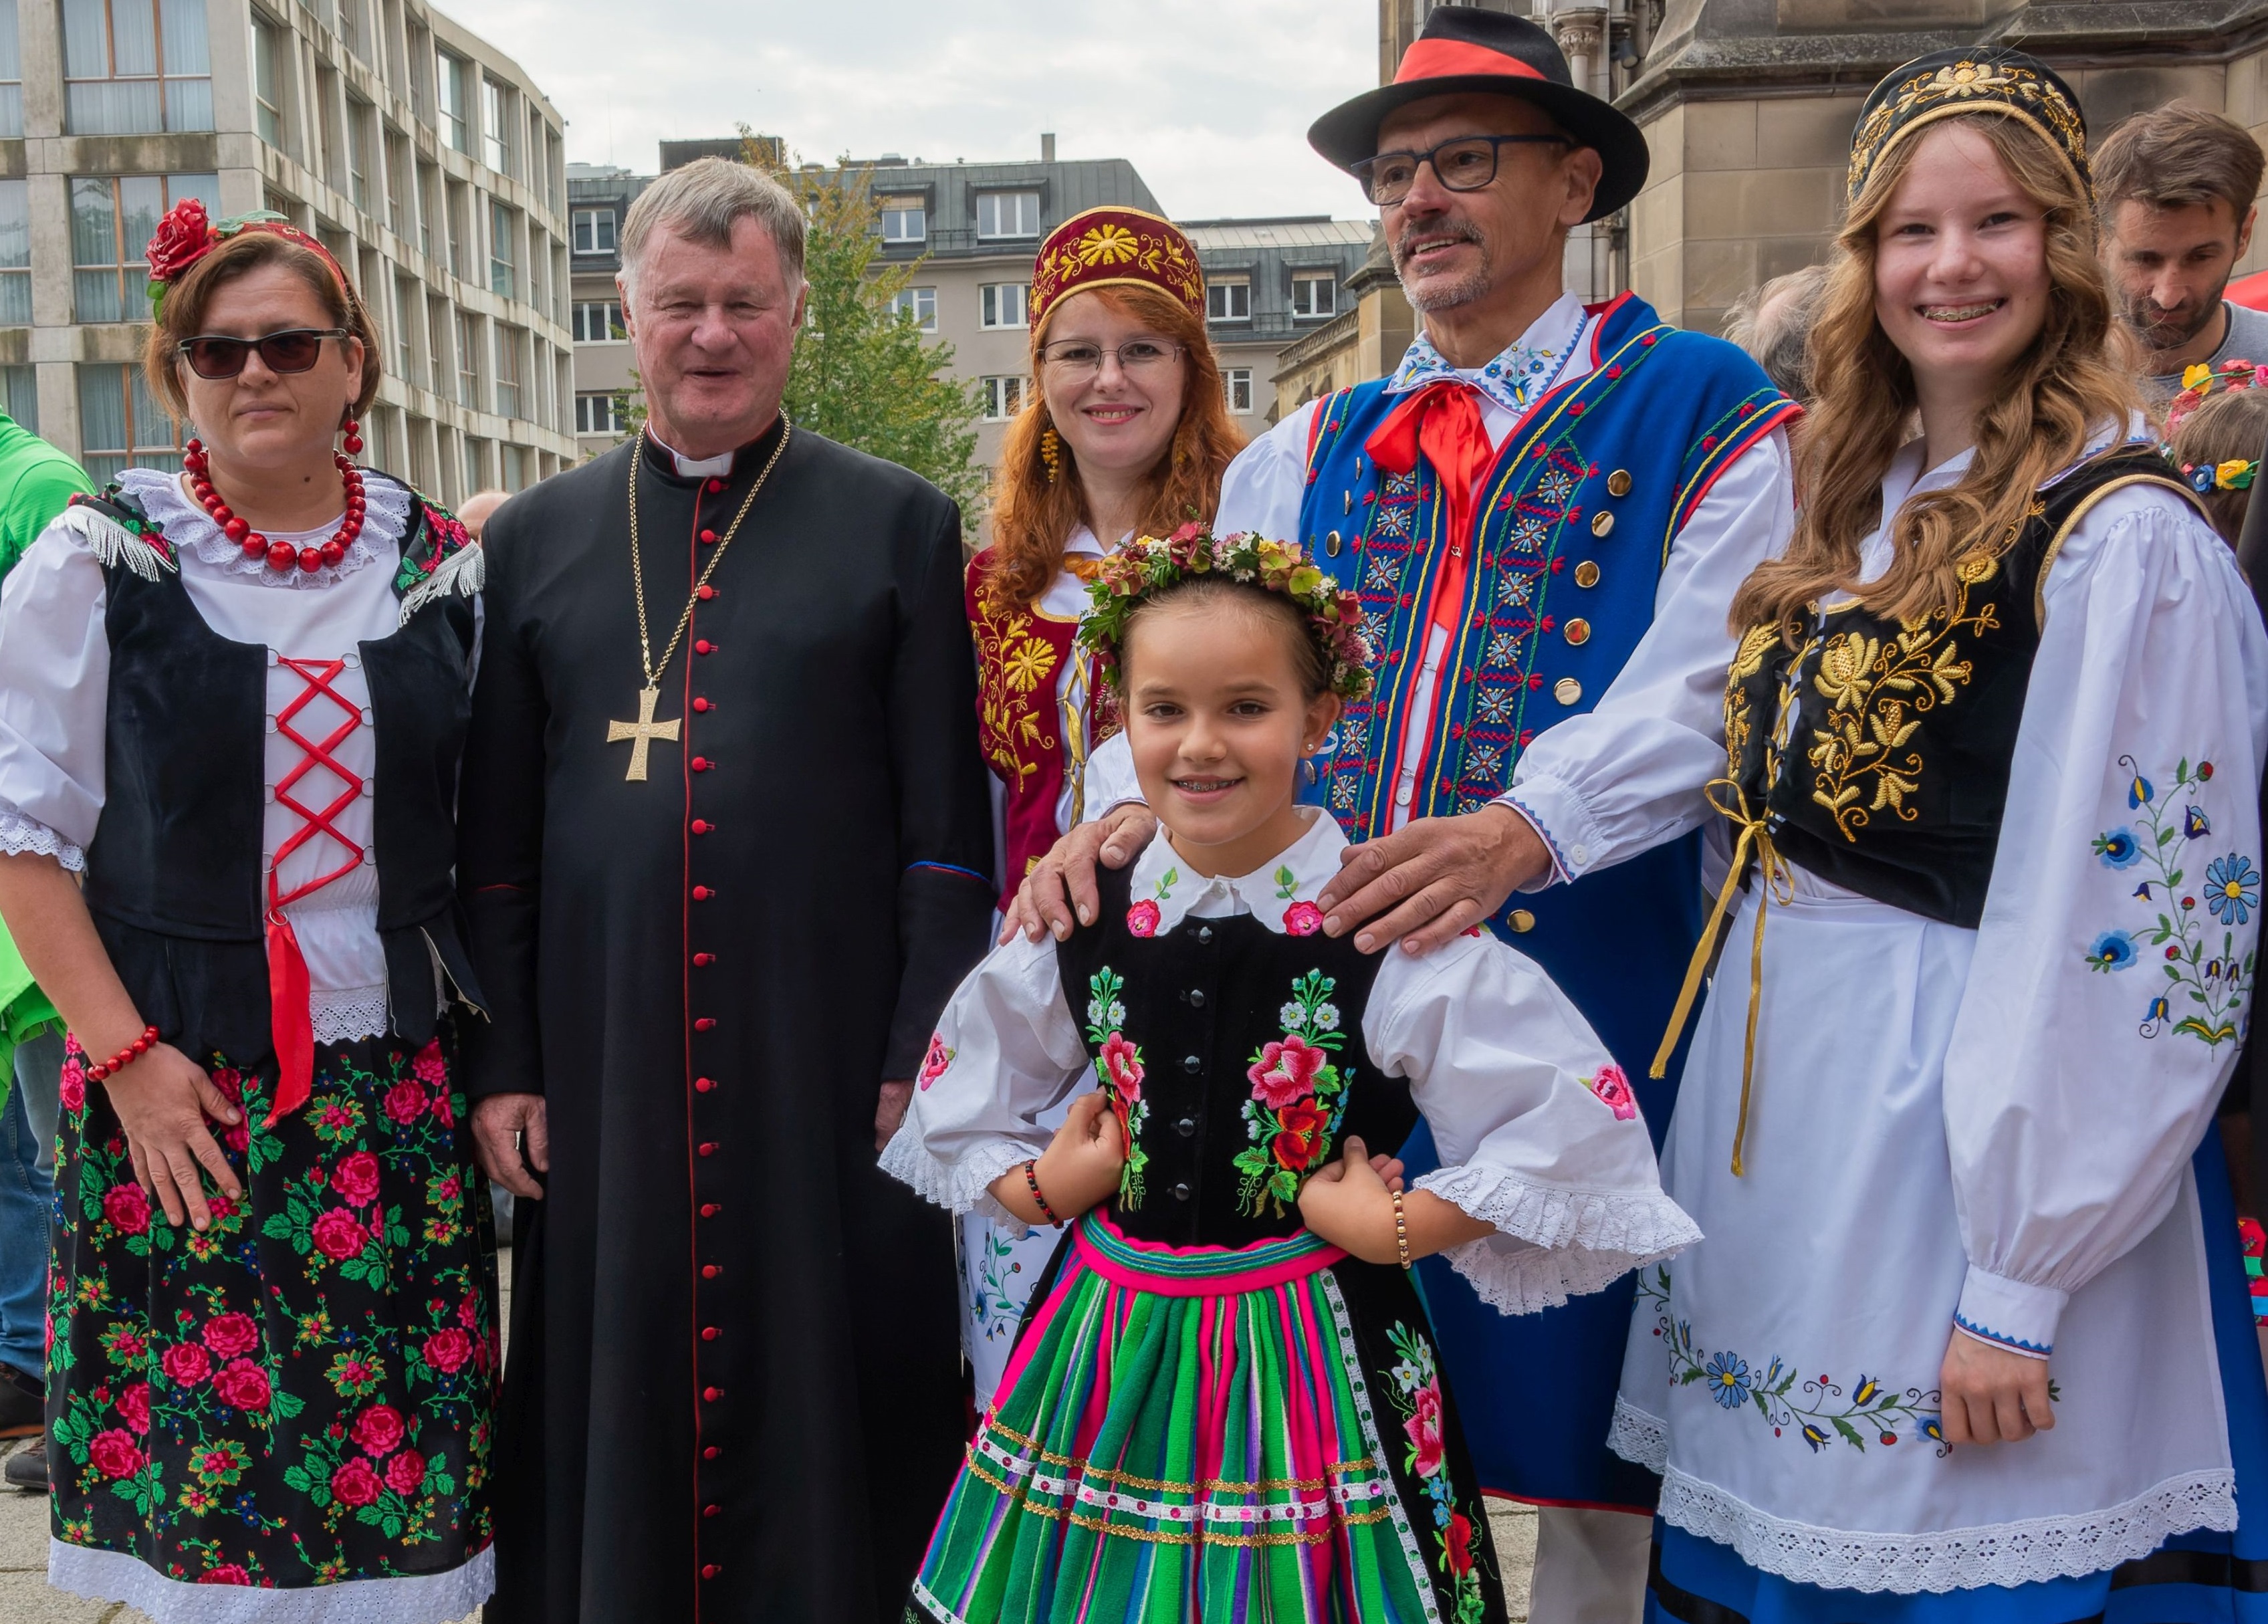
[1307,7,1649,223]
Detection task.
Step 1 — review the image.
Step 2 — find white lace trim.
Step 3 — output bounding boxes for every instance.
[1607,1395,1670,1473]
[879,1127,1048,1229]
[1413,1162,1702,1314]
[0,800,85,871]
[1655,1464,2237,1595]
[118,467,409,590]
[50,1537,493,1624]
[311,985,390,1044]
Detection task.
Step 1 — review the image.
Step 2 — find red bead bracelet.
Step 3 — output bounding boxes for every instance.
[85,1025,161,1084]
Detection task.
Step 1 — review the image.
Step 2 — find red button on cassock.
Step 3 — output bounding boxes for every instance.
[700,1203,721,1217]
[695,1076,715,1092]
[695,639,714,655]
[705,478,725,493]
[704,1504,721,1517]
[703,1264,721,1278]
[703,1445,719,1460]
[691,819,712,834]
[702,1563,721,1579]
[693,697,711,712]
[703,1387,721,1401]
[693,951,715,965]
[693,885,713,901]
[691,757,711,772]
[699,1141,719,1156]
[695,1017,717,1031]
[697,584,717,600]
[702,1326,720,1341]
[699,529,717,544]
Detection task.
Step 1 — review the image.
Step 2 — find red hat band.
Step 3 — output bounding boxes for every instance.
[1395,38,1549,86]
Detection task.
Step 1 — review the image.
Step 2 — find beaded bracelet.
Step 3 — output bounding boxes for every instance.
[1391,1189,1411,1270]
[1024,1159,1062,1228]
[86,1025,161,1084]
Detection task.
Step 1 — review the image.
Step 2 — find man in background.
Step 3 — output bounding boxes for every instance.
[0,408,93,1492]
[2095,102,2268,395]
[456,488,509,540]
[1722,263,1827,405]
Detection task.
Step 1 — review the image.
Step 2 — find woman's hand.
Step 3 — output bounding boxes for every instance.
[989,1093,1125,1226]
[1939,1327,2055,1445]
[1298,1136,1402,1264]
[102,1042,243,1232]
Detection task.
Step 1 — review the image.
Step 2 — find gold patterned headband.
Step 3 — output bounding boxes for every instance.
[1847,50,2088,207]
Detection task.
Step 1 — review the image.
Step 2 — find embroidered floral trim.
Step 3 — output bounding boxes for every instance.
[1585,1063,1637,1121]
[1636,1266,1948,1456]
[60,493,177,581]
[2089,755,2257,1047]
[917,1033,955,1090]
[1085,968,1149,1207]
[1125,866,1177,939]
[1417,1165,1699,1314]
[120,467,405,590]
[1379,1322,1486,1619]
[391,499,474,598]
[1655,1464,2235,1595]
[1233,971,1349,1218]
[0,801,86,872]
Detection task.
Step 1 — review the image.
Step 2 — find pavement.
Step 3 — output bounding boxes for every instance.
[0,1246,1541,1621]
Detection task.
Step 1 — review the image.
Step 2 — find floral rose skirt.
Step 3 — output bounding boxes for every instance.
[45,1028,497,1611]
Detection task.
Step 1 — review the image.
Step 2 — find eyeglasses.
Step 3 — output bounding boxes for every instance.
[177,328,350,380]
[1351,134,1574,207]
[1038,338,1187,380]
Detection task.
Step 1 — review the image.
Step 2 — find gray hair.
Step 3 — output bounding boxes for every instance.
[1722,262,1829,404]
[620,156,806,299]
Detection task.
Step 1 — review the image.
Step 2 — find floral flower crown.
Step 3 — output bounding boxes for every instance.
[142,198,354,318]
[2163,358,2267,493]
[1077,523,1374,700]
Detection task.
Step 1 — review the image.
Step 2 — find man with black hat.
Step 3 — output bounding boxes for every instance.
[1009,10,1798,1617]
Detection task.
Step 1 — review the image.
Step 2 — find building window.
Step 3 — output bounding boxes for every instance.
[335,0,360,58]
[980,375,1024,421]
[980,283,1028,330]
[879,197,925,244]
[427,295,447,394]
[462,435,483,495]
[1223,368,1253,415]
[1291,272,1337,320]
[345,99,372,211]
[0,0,25,138]
[71,172,216,322]
[62,0,213,134]
[489,200,516,298]
[456,310,480,409]
[2,364,36,433]
[435,49,469,154]
[0,180,27,326]
[251,16,281,146]
[976,191,1040,240]
[571,208,614,255]
[384,132,407,233]
[445,179,468,279]
[575,392,620,435]
[885,286,935,333]
[572,300,622,342]
[1208,278,1250,322]
[480,76,510,175]
[77,361,179,483]
[392,275,414,378]
[493,324,522,417]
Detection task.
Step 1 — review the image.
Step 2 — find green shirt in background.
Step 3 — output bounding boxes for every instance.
[0,411,94,1095]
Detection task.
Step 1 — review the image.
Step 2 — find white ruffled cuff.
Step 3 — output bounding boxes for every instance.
[1414,1161,1702,1314]
[0,801,85,872]
[877,1128,1049,1230]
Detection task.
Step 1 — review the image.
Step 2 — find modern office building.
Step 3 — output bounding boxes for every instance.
[564,158,649,459]
[6,0,576,498]
[1181,216,1373,431]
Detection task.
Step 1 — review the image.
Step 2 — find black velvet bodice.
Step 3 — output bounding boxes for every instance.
[1054,863,1409,1250]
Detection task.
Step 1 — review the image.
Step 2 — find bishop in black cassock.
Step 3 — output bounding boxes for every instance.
[457,415,995,1622]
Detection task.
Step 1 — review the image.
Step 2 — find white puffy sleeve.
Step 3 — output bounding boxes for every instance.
[879,932,1092,1228]
[1942,486,2268,1359]
[0,515,112,871]
[1214,401,1320,545]
[1367,932,1700,1314]
[1502,429,1794,883]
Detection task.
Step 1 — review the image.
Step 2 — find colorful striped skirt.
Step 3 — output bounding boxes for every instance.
[908,1211,1505,1624]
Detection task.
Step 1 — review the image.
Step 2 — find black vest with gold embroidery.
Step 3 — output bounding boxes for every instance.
[1724,449,2196,927]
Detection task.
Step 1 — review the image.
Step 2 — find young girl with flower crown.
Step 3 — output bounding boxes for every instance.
[883,530,1698,1623]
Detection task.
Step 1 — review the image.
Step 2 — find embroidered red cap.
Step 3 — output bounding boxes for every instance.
[1028,207,1205,331]
[1307,5,1648,223]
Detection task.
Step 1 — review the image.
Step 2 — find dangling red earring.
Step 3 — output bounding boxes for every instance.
[341,418,363,457]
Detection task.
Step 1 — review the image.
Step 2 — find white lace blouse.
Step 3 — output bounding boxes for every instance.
[0,467,420,1043]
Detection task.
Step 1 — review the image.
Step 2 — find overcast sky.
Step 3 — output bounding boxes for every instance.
[435,0,1382,223]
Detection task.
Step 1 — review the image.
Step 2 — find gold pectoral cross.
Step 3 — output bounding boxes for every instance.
[607,685,681,782]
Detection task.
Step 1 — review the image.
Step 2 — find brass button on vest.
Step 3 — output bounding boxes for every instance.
[1509,909,1536,933]
[1591,511,1614,538]
[1574,560,1601,588]
[1555,677,1583,705]
[1607,469,1632,497]
[1564,618,1592,646]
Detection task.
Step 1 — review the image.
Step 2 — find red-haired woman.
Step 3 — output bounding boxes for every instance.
[0,203,493,1621]
[955,207,1242,1403]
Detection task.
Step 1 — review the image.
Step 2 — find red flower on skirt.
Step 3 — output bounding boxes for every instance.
[1447,1511,1476,1576]
[330,1456,382,1508]
[88,1429,144,1480]
[58,1056,85,1113]
[213,1359,271,1413]
[383,1079,426,1125]
[423,1327,473,1374]
[1271,1101,1330,1171]
[202,1312,258,1359]
[311,1209,368,1261]
[102,1183,150,1236]
[331,1151,382,1206]
[352,1403,406,1457]
[197,1566,252,1585]
[1405,1379,1446,1477]
[384,1448,427,1496]
[116,1381,151,1434]
[161,1343,213,1387]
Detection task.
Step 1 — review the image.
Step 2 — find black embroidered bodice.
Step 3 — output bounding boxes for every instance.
[1724,449,2194,926]
[1053,864,1410,1250]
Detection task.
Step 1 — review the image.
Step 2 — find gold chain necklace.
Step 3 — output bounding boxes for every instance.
[606,421,792,781]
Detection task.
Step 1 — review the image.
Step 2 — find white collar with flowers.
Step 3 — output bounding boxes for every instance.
[1385,291,1590,419]
[1121,810,1345,940]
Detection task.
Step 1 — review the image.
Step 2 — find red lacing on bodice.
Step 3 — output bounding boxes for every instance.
[263,655,368,1123]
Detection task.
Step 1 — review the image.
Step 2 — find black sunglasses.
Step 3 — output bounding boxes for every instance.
[177,328,350,380]
[1351,134,1574,207]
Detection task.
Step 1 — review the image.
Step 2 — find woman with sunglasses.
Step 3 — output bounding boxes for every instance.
[0,201,495,1623]
[936,207,1242,1406]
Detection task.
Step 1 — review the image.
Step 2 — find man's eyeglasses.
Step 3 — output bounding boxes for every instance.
[1351,134,1573,207]
[177,328,350,380]
[1038,339,1187,380]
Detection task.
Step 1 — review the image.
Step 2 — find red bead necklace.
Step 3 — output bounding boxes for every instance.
[183,437,367,575]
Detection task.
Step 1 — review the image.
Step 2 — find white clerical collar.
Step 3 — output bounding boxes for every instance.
[1123,810,1345,939]
[647,431,735,480]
